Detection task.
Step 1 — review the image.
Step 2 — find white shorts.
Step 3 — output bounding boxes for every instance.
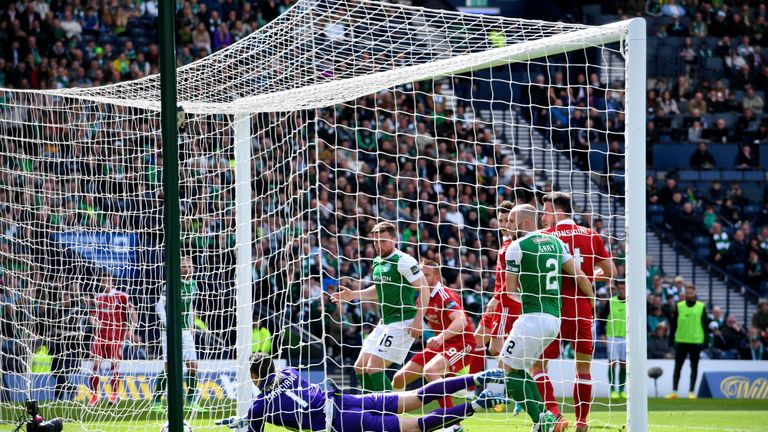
[160,330,198,362]
[499,313,560,370]
[607,337,627,362]
[361,320,416,365]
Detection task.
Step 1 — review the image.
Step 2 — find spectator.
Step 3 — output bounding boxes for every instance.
[648,322,674,359]
[710,306,726,329]
[752,300,768,335]
[658,90,680,115]
[646,256,661,289]
[667,284,709,399]
[739,328,768,360]
[712,315,747,359]
[691,12,707,38]
[658,177,678,206]
[703,180,725,206]
[727,229,748,267]
[742,86,765,113]
[709,118,731,144]
[666,276,684,303]
[689,142,715,169]
[687,120,703,143]
[661,0,685,18]
[60,10,82,40]
[192,22,212,53]
[140,0,159,18]
[711,222,730,263]
[735,145,758,168]
[672,202,699,244]
[687,92,708,113]
[213,23,233,51]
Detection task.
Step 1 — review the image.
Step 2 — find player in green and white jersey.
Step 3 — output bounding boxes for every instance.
[331,221,431,393]
[500,205,594,432]
[152,256,204,412]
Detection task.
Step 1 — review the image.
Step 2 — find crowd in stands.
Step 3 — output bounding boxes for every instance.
[0,0,292,89]
[632,0,768,297]
[0,0,765,374]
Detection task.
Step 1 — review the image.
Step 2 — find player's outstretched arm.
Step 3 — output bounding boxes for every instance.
[329,286,378,304]
[562,259,595,307]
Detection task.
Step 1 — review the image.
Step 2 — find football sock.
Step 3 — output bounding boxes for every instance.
[505,370,543,423]
[469,346,486,375]
[417,404,474,432]
[368,371,392,392]
[153,372,167,402]
[619,366,626,392]
[186,372,198,402]
[108,363,119,396]
[89,374,100,395]
[533,371,560,416]
[417,376,474,404]
[608,364,616,392]
[574,373,592,427]
[468,346,486,391]
[357,373,377,392]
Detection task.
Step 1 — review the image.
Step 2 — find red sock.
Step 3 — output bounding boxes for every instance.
[109,364,119,395]
[533,371,559,416]
[89,375,100,394]
[574,373,592,427]
[469,346,486,375]
[437,395,454,409]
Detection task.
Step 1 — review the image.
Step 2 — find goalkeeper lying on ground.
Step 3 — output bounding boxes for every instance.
[217,353,508,432]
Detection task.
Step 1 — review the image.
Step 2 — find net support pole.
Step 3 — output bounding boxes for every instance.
[233,113,253,418]
[625,17,648,432]
[158,0,184,430]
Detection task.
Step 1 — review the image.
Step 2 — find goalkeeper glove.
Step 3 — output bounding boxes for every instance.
[215,416,248,430]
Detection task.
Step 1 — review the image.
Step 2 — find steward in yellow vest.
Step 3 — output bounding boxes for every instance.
[666,283,709,400]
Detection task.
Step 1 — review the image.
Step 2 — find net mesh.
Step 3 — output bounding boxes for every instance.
[0,0,635,431]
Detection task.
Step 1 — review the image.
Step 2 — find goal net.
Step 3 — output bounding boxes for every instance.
[0,0,645,431]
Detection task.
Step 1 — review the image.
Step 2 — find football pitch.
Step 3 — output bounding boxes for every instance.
[2,399,767,432]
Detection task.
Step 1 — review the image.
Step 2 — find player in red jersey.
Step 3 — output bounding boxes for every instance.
[534,192,616,432]
[393,259,476,420]
[469,201,522,371]
[88,274,137,406]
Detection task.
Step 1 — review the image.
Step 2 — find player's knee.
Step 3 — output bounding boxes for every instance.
[398,417,418,432]
[422,366,445,382]
[392,372,407,389]
[354,364,365,375]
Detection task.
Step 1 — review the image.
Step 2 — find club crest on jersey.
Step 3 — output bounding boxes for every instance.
[381,263,392,272]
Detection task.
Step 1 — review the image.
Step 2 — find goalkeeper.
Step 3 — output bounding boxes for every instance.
[217,353,510,432]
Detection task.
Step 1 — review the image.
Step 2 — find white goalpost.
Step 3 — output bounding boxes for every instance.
[0,1,646,431]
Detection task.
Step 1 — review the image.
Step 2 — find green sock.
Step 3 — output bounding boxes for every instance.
[608,364,615,392]
[153,372,167,403]
[186,373,198,403]
[505,370,543,423]
[357,373,377,393]
[369,371,392,392]
[619,366,626,392]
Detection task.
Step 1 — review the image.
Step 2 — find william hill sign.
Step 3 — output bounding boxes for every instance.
[699,372,768,399]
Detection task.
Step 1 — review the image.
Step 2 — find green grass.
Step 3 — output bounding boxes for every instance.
[2,398,767,431]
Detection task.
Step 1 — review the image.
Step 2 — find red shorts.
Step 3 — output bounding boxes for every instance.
[479,298,520,339]
[92,335,124,360]
[543,297,594,358]
[411,338,475,374]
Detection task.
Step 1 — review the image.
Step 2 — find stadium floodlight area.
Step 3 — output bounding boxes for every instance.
[0,0,645,431]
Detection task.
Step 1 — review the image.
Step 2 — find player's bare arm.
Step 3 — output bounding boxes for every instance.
[562,259,595,307]
[408,274,431,338]
[426,310,467,350]
[593,258,617,283]
[330,285,379,304]
[505,272,520,295]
